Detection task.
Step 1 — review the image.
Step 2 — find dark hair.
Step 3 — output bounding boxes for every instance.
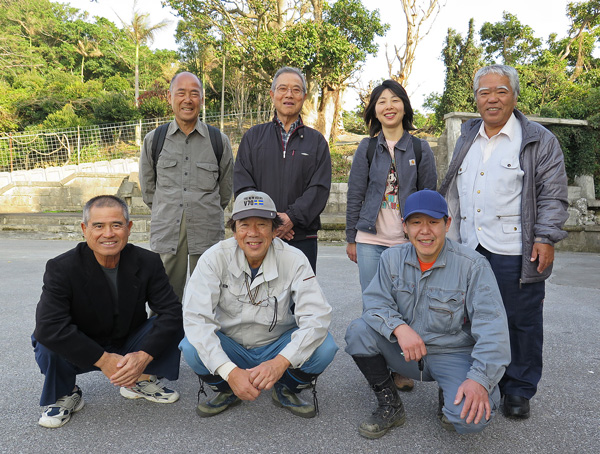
[227,215,284,232]
[363,79,415,137]
[83,195,129,225]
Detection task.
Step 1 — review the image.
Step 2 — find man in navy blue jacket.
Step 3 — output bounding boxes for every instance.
[234,66,331,272]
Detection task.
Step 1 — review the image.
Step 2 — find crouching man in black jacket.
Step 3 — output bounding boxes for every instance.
[33,195,183,428]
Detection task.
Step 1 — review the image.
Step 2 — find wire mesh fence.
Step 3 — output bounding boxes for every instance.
[0,110,273,173]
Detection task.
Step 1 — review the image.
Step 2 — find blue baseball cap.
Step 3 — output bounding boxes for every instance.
[403,190,448,221]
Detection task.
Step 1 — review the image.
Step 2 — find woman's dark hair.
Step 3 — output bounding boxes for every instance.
[363,79,415,137]
[227,215,284,232]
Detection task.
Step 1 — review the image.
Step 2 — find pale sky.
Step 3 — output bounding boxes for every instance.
[66,0,578,111]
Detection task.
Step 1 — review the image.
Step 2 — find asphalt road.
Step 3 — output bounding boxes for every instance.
[1,238,599,454]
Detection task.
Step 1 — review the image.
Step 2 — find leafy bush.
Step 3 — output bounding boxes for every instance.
[93,93,140,124]
[40,104,91,130]
[138,82,170,119]
[104,75,131,92]
[139,96,171,119]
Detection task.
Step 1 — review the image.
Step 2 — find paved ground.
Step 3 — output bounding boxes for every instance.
[2,238,599,454]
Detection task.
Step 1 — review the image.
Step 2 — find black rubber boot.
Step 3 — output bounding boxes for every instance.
[352,355,406,439]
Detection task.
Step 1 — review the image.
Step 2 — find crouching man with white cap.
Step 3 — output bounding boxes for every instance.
[345,189,510,437]
[179,191,338,418]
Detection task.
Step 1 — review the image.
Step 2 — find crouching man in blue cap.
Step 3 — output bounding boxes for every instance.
[179,190,338,418]
[345,189,510,437]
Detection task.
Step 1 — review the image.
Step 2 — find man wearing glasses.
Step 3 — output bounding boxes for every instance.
[179,191,338,419]
[234,67,332,273]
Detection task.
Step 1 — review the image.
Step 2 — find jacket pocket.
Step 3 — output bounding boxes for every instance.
[457,162,470,197]
[494,158,524,195]
[195,162,219,191]
[157,159,178,188]
[426,288,465,334]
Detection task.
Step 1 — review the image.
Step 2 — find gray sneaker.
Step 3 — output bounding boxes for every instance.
[120,376,179,403]
[38,386,84,428]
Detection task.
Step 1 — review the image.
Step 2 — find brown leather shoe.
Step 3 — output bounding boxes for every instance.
[392,372,414,392]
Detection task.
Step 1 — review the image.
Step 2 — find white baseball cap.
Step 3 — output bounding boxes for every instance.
[231,191,277,221]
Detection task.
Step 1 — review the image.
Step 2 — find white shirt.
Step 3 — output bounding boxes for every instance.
[457,113,524,255]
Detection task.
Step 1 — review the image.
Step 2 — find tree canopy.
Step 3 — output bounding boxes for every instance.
[0,0,177,130]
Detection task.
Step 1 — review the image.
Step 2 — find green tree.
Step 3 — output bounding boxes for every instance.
[480,11,542,65]
[432,19,482,131]
[558,0,600,80]
[74,36,103,82]
[165,0,386,140]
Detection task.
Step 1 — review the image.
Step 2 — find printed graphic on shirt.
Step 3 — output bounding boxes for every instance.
[381,161,399,210]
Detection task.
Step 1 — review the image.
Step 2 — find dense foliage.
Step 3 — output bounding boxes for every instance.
[0,0,176,132]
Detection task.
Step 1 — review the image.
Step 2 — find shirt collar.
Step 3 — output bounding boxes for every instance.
[170,117,202,135]
[477,112,519,141]
[406,239,449,271]
[274,114,302,133]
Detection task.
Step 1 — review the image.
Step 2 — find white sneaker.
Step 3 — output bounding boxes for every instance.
[120,376,179,404]
[39,386,84,428]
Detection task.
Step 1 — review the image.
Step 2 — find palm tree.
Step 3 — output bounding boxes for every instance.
[74,37,103,83]
[117,0,169,107]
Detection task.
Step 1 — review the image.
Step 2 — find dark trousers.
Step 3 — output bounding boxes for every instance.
[287,237,318,273]
[32,317,181,406]
[476,245,545,399]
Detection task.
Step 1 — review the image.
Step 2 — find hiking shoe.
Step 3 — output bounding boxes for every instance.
[196,390,241,417]
[392,372,414,392]
[38,386,84,428]
[120,375,179,403]
[271,383,316,418]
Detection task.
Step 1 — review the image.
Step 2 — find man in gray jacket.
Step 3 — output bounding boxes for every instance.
[439,65,568,419]
[140,72,234,302]
[345,190,510,437]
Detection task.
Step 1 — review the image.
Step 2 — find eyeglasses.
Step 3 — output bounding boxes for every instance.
[275,85,304,96]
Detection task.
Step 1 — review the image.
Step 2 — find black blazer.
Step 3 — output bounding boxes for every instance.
[34,243,182,368]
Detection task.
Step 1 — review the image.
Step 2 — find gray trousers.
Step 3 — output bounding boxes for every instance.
[345,318,501,434]
[160,214,200,303]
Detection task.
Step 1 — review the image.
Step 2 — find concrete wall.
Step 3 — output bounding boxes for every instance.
[2,151,599,251]
[0,159,140,213]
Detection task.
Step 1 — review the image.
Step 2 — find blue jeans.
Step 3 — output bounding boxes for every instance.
[345,318,500,434]
[179,328,338,376]
[356,243,389,292]
[33,317,182,406]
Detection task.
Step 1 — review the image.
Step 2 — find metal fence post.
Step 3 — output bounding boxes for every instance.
[9,132,13,172]
[77,126,81,165]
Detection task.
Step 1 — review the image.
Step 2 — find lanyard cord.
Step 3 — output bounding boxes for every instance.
[244,274,261,305]
[244,274,278,332]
